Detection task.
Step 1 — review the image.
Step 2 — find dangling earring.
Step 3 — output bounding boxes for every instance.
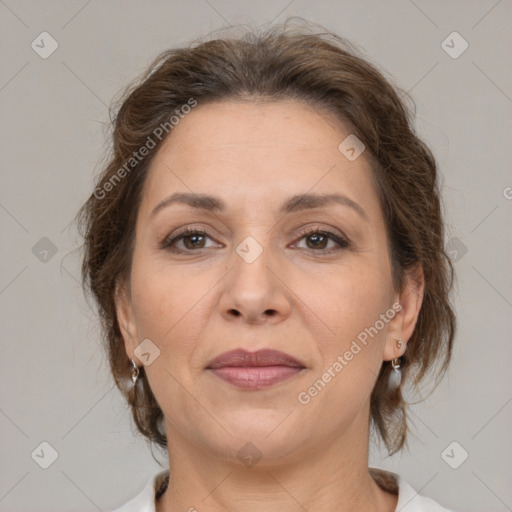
[388,339,403,391]
[131,359,139,385]
[388,358,402,391]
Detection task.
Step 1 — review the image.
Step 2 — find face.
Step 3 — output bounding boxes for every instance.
[116,99,423,465]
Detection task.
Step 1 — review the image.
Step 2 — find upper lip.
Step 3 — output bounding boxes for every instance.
[206,349,305,369]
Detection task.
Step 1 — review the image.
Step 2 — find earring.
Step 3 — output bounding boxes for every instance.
[131,359,139,385]
[388,357,402,391]
[387,339,404,391]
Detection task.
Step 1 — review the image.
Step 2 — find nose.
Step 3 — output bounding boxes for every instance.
[218,242,292,325]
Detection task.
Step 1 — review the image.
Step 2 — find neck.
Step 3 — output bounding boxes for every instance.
[156,424,397,512]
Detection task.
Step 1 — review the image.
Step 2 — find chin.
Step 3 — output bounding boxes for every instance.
[204,411,306,465]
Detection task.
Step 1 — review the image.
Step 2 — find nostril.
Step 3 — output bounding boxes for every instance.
[229,309,241,316]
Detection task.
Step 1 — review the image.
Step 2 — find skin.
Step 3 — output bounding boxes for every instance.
[115,99,424,512]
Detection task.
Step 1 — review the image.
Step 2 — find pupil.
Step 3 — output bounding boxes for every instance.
[308,233,326,249]
[185,235,204,249]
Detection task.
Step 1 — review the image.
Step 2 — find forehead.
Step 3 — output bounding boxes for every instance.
[138,99,381,221]
[155,98,348,161]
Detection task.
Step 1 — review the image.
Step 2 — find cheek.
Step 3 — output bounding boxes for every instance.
[296,261,391,345]
[130,249,200,335]
[128,257,213,413]
[292,260,392,408]
[295,276,390,416]
[129,253,219,375]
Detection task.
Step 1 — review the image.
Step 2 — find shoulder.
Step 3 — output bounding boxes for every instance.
[108,470,169,512]
[396,476,453,511]
[371,467,453,512]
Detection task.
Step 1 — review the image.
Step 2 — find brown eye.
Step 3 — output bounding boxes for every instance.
[293,228,349,253]
[305,233,329,249]
[162,228,221,253]
[182,234,207,249]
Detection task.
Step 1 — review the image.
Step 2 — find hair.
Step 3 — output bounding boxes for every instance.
[77,19,456,455]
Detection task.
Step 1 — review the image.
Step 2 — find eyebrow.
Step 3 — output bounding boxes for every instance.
[150,192,368,221]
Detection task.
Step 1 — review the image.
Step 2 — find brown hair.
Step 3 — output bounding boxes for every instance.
[77,20,456,455]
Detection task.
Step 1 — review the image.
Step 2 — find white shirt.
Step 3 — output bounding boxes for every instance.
[109,468,453,512]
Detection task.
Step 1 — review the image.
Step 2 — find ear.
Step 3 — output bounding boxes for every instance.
[114,278,139,359]
[383,264,425,361]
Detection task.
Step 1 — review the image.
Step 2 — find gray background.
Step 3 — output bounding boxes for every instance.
[1,1,511,511]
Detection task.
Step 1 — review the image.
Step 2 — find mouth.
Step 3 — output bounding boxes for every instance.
[206,349,306,390]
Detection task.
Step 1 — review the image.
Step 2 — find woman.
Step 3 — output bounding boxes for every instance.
[78,21,456,512]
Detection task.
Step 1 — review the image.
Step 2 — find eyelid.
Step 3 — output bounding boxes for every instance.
[160,225,222,250]
[161,223,351,253]
[291,224,350,250]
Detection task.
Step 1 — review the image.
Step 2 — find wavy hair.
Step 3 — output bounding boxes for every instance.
[77,20,456,455]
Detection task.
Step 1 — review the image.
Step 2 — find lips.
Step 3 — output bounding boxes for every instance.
[207,349,304,369]
[206,349,306,390]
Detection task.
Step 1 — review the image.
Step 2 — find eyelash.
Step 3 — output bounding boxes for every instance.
[161,225,350,255]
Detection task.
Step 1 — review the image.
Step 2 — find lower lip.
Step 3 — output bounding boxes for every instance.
[208,366,304,389]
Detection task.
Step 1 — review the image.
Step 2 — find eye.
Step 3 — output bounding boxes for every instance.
[161,225,350,254]
[161,228,221,253]
[292,227,349,253]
